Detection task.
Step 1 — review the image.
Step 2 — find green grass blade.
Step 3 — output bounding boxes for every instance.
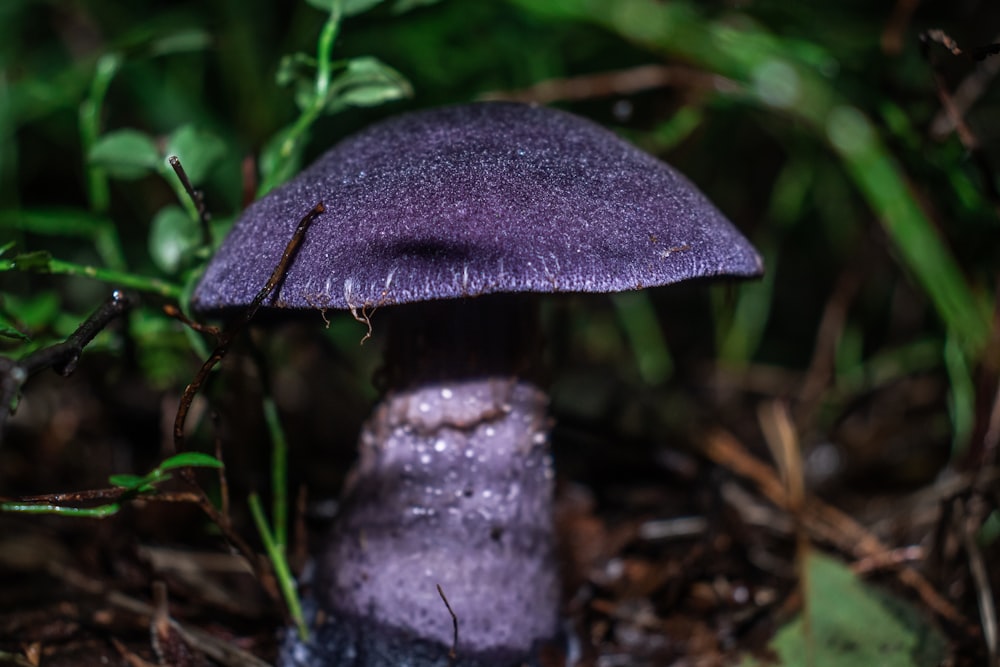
[248,493,309,641]
[510,0,991,357]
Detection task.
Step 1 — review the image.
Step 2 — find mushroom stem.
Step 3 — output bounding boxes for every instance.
[293,297,561,666]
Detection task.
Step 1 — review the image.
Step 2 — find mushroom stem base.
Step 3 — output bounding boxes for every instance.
[287,378,560,666]
[281,609,561,667]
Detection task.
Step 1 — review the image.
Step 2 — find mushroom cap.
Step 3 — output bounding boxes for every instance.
[192,102,762,312]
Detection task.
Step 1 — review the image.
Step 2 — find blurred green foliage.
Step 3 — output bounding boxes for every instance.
[741,552,947,667]
[0,0,996,506]
[1,0,997,659]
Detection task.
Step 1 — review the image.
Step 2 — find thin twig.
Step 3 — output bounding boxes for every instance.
[168,155,212,247]
[436,583,459,664]
[172,202,325,452]
[757,401,814,665]
[851,545,926,574]
[922,30,1000,61]
[241,155,258,211]
[920,30,1000,211]
[212,412,230,521]
[930,33,1000,138]
[111,637,160,667]
[758,400,804,512]
[44,558,272,667]
[22,290,130,377]
[981,374,1000,471]
[164,304,220,336]
[959,498,999,667]
[796,271,862,428]
[0,290,130,439]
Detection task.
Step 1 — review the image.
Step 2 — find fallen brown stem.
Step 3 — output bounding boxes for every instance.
[46,559,271,667]
[480,63,740,104]
[702,428,967,625]
[851,545,926,575]
[796,270,862,427]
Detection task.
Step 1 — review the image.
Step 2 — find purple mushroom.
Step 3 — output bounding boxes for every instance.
[192,102,762,666]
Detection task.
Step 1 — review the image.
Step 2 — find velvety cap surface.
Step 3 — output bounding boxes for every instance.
[192,102,762,312]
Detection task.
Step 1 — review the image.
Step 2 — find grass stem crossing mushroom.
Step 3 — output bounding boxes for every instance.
[192,102,762,666]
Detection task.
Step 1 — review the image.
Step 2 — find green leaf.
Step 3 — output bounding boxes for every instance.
[108,473,146,488]
[88,129,161,180]
[740,552,947,667]
[8,250,53,272]
[0,208,126,270]
[108,453,220,492]
[612,291,673,385]
[344,0,385,14]
[276,52,317,88]
[0,208,108,238]
[149,205,200,274]
[306,0,386,16]
[258,125,309,194]
[305,0,334,10]
[109,471,164,493]
[274,53,321,113]
[324,56,412,113]
[165,125,226,185]
[0,323,30,343]
[156,451,223,471]
[0,292,60,331]
[980,510,1000,546]
[148,28,212,57]
[391,0,444,13]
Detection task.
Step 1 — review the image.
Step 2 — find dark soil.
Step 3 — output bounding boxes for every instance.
[1,317,995,666]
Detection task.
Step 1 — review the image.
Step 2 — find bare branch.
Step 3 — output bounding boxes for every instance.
[0,290,130,442]
[169,155,212,247]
